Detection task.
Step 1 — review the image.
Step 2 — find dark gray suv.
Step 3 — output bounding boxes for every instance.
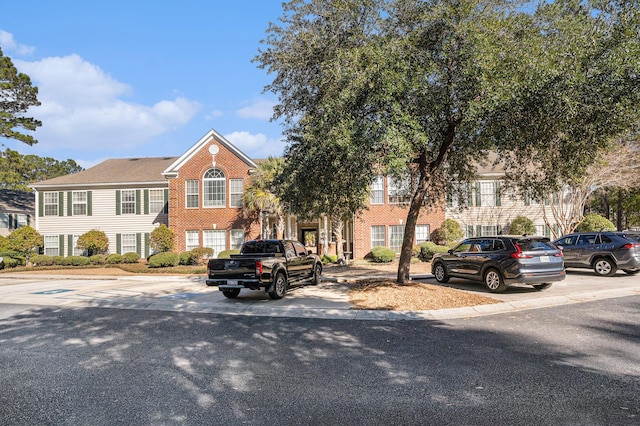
[431,236,565,293]
[554,232,640,276]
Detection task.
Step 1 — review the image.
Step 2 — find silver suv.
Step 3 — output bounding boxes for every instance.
[554,232,640,276]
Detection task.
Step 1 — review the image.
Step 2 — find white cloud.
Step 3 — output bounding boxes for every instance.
[12,54,201,152]
[236,99,276,120]
[0,30,35,55]
[224,131,286,159]
[205,109,224,120]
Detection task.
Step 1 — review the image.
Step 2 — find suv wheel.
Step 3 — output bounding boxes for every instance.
[483,268,508,293]
[433,262,449,283]
[593,258,617,277]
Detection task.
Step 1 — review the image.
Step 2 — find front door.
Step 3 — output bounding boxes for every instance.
[301,229,318,254]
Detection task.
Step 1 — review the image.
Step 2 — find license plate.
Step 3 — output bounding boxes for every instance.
[539,256,550,263]
[227,280,238,285]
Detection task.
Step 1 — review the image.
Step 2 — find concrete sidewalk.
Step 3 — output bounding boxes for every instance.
[0,266,639,321]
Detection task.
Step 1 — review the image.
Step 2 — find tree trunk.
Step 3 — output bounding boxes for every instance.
[331,216,345,262]
[397,174,431,284]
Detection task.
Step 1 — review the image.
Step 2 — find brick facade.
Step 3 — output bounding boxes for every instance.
[165,132,260,253]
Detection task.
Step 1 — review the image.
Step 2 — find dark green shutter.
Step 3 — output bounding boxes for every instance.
[476,225,482,237]
[58,192,64,216]
[87,191,92,216]
[116,233,122,254]
[67,192,73,216]
[59,235,65,255]
[495,182,501,206]
[68,235,73,257]
[524,191,530,206]
[163,189,169,214]
[497,224,503,235]
[116,190,121,215]
[144,233,150,258]
[136,190,141,215]
[552,193,559,205]
[467,225,474,237]
[38,192,44,217]
[466,185,473,206]
[136,233,141,256]
[144,190,149,215]
[475,183,481,207]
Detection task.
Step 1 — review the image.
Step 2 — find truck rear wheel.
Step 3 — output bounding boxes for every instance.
[222,289,241,298]
[268,273,287,300]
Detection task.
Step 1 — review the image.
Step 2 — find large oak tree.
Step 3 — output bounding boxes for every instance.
[256,0,640,284]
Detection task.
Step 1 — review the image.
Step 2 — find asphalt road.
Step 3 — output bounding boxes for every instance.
[1,296,639,425]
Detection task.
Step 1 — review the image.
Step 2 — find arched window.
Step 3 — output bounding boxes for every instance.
[203,168,225,207]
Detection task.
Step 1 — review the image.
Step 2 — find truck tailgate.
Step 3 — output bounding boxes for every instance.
[207,258,258,279]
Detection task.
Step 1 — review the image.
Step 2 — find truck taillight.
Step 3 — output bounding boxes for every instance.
[256,260,263,276]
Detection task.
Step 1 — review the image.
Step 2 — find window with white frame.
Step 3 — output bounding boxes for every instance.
[73,235,84,256]
[44,235,59,256]
[479,182,497,207]
[388,176,411,204]
[186,180,199,208]
[229,179,244,207]
[186,230,200,251]
[203,168,225,207]
[371,225,385,248]
[449,183,470,208]
[149,189,164,214]
[230,229,244,250]
[121,190,136,214]
[44,192,58,216]
[72,191,87,216]
[481,225,498,236]
[416,225,430,244]
[121,234,136,254]
[389,225,405,253]
[204,230,226,256]
[370,176,384,204]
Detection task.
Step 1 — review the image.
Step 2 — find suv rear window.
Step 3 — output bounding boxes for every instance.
[515,238,556,251]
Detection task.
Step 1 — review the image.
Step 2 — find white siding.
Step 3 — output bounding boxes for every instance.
[34,186,168,257]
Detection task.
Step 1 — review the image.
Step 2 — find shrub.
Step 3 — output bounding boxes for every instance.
[576,213,616,232]
[217,249,240,259]
[369,246,396,263]
[2,257,20,268]
[106,253,123,264]
[148,252,180,268]
[179,251,198,265]
[417,242,450,261]
[509,215,536,235]
[322,254,338,264]
[431,219,464,245]
[52,256,65,265]
[90,254,107,265]
[191,247,213,264]
[122,252,140,264]
[77,229,109,256]
[6,226,43,263]
[149,224,174,253]
[67,256,90,266]
[31,254,54,266]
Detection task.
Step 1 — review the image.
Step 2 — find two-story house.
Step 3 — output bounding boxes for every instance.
[30,157,174,257]
[0,189,34,237]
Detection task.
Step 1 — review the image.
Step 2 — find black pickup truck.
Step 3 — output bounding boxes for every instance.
[205,239,323,299]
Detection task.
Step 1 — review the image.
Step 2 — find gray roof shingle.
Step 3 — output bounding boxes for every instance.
[31,157,179,187]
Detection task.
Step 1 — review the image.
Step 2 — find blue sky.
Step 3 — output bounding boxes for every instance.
[0,1,286,169]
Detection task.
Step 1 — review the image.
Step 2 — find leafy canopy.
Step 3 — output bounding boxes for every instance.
[257,0,640,283]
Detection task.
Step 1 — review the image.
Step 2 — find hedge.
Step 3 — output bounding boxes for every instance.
[148,252,180,268]
[122,252,140,264]
[106,253,123,264]
[217,249,240,259]
[369,246,396,263]
[417,242,450,261]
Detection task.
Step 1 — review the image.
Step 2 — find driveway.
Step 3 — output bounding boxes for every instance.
[0,268,638,321]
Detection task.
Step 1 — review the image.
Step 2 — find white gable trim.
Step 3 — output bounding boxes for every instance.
[162,129,258,178]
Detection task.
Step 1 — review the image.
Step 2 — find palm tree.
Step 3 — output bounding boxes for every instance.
[244,157,286,239]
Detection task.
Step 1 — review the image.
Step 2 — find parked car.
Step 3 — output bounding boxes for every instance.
[431,236,565,293]
[553,232,640,276]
